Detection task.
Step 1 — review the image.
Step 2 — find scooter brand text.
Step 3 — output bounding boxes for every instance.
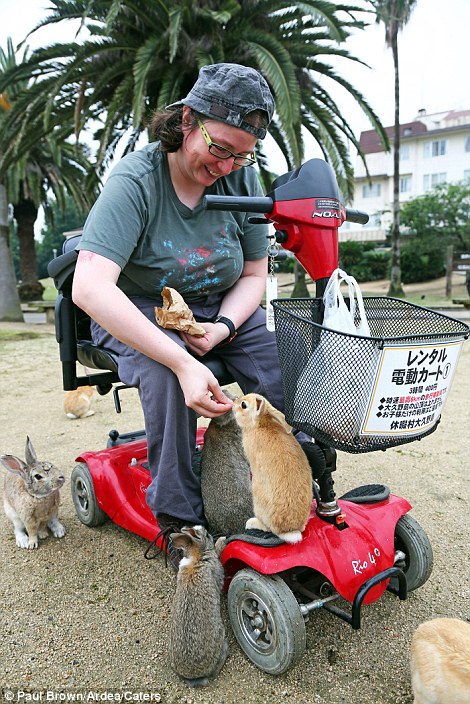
[352,547,381,576]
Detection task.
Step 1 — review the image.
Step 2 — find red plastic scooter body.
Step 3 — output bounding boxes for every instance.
[221,495,411,604]
[76,431,411,605]
[75,428,207,543]
[269,197,344,282]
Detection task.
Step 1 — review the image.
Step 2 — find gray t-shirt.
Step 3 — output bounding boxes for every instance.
[77,143,269,300]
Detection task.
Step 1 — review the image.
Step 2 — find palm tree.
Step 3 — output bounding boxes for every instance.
[0,40,24,321]
[374,0,417,297]
[1,0,388,200]
[0,38,100,304]
[7,139,100,300]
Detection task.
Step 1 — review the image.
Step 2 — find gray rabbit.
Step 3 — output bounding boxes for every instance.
[169,525,228,687]
[200,395,253,536]
[1,436,66,549]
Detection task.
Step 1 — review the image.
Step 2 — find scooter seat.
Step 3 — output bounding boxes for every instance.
[77,340,119,373]
[339,484,390,504]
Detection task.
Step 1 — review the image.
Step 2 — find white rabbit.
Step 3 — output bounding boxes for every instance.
[169,525,228,687]
[1,436,66,549]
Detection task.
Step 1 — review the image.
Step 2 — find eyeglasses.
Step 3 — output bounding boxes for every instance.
[197,118,256,167]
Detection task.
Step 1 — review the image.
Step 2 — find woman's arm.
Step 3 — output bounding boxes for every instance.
[72,250,233,417]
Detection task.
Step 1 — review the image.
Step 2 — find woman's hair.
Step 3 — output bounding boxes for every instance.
[150,106,191,152]
[150,106,269,152]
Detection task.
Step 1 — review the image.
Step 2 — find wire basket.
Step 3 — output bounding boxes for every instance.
[272,297,469,453]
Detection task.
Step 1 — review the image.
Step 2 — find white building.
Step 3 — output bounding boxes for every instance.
[343,109,470,242]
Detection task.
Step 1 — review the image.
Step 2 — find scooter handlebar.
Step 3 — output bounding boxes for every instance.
[203,195,274,213]
[345,208,369,225]
[203,195,369,225]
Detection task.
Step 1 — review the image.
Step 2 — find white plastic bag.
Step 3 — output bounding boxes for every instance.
[322,268,371,337]
[293,269,377,443]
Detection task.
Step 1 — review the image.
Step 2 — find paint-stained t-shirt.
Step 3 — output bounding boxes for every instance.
[77,143,269,300]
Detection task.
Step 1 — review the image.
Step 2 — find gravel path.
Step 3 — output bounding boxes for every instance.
[0,315,469,704]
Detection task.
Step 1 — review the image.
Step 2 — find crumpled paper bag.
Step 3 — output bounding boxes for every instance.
[154,287,206,337]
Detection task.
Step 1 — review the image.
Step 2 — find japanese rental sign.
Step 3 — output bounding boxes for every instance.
[360,340,463,436]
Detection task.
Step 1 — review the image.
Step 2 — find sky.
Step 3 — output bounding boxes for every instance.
[1,0,470,164]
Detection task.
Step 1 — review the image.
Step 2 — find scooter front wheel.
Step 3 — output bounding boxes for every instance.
[391,514,433,592]
[71,462,108,527]
[227,568,306,675]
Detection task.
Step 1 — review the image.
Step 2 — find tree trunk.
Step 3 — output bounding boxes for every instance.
[387,30,405,298]
[0,182,23,321]
[291,261,310,298]
[14,197,39,283]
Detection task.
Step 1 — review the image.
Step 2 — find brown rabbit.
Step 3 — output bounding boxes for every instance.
[410,617,470,704]
[232,393,313,544]
[64,385,95,419]
[200,392,253,536]
[168,525,228,687]
[1,436,66,549]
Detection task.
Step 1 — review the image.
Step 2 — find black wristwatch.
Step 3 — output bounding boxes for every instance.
[213,315,237,344]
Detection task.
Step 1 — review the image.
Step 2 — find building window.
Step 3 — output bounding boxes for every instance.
[423,173,447,190]
[465,136,470,152]
[362,183,381,198]
[400,144,410,160]
[423,139,447,158]
[400,176,412,193]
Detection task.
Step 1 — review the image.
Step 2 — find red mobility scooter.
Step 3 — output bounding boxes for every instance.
[48,158,469,675]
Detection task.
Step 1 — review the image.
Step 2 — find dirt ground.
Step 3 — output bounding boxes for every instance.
[0,287,469,704]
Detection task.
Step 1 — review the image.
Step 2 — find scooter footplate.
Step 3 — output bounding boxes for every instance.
[225,529,285,547]
[339,484,390,504]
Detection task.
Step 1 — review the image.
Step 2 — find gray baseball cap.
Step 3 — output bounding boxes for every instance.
[167,63,274,140]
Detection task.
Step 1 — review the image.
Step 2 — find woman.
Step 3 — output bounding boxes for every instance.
[72,63,284,560]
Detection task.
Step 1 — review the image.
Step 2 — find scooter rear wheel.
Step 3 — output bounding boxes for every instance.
[71,462,108,527]
[227,568,306,674]
[391,514,433,592]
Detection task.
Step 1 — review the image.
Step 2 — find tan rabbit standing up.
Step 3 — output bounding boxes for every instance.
[1,436,66,549]
[168,526,228,687]
[233,393,313,544]
[64,385,95,419]
[411,617,470,704]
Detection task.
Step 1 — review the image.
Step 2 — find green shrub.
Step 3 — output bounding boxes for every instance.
[338,242,389,281]
[400,240,446,283]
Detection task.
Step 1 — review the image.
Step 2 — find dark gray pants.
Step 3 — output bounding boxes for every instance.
[91,294,285,524]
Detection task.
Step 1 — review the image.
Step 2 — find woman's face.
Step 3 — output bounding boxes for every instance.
[179,107,257,187]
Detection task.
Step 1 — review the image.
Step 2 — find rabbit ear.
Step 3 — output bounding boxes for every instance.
[270,406,292,434]
[0,454,28,478]
[254,395,265,416]
[25,436,37,466]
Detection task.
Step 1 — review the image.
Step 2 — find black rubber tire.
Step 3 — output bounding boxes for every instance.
[391,514,433,592]
[227,568,306,674]
[70,462,108,527]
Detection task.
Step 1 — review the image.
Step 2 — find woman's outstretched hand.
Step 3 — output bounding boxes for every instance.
[174,356,233,418]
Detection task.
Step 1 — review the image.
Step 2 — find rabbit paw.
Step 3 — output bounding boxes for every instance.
[15,531,31,549]
[215,536,227,556]
[18,533,39,549]
[48,518,66,538]
[245,516,265,531]
[38,528,49,539]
